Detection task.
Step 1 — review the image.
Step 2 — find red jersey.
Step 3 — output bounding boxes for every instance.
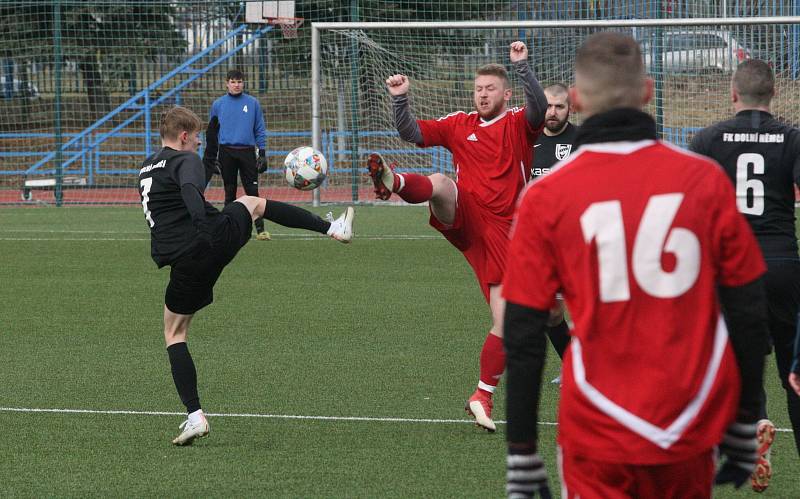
[417,107,542,219]
[503,139,766,464]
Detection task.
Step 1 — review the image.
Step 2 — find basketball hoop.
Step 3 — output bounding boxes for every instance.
[268,17,304,39]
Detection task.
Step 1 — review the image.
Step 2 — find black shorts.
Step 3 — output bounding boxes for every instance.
[165,202,253,315]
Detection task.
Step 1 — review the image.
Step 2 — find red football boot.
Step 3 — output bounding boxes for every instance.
[465,389,496,433]
[366,153,399,200]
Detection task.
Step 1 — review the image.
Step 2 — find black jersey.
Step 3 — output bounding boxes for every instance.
[531,122,578,178]
[690,110,800,258]
[138,147,223,267]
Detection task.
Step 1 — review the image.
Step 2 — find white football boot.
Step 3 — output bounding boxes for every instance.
[326,207,354,243]
[172,413,210,446]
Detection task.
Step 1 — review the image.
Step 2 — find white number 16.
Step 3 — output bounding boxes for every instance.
[580,193,700,302]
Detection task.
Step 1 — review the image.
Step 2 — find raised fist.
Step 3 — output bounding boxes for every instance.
[385,74,410,96]
[510,41,529,63]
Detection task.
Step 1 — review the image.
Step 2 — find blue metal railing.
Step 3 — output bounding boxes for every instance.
[2,126,707,183]
[23,23,273,177]
[2,129,454,179]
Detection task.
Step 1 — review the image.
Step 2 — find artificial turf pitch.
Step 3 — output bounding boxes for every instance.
[0,206,797,497]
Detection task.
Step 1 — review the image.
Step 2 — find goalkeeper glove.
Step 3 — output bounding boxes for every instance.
[256,149,267,173]
[203,157,221,175]
[715,420,758,489]
[506,450,552,499]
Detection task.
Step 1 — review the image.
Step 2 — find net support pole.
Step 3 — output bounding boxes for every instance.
[53,0,64,207]
[311,24,321,207]
[348,0,361,204]
[652,0,664,138]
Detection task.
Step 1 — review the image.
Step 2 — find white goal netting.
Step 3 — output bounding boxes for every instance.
[315,20,800,202]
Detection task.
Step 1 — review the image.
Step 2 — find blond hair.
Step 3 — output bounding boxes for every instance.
[159,106,203,141]
[476,63,510,88]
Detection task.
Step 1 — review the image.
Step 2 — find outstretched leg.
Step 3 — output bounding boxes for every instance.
[234,196,354,243]
[367,153,457,224]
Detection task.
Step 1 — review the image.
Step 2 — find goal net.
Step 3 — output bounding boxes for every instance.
[314,18,800,203]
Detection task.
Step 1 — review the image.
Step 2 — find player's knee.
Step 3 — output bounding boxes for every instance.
[429,173,450,189]
[163,324,188,345]
[235,196,265,218]
[429,173,457,204]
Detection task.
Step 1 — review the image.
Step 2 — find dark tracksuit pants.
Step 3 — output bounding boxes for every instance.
[219,145,264,234]
[759,258,800,456]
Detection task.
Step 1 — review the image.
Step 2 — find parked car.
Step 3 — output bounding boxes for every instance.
[641,30,751,74]
[0,75,39,99]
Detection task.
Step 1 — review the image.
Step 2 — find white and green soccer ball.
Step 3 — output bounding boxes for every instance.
[284,146,328,191]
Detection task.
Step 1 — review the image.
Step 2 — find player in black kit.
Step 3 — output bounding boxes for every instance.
[531,83,578,178]
[531,83,578,374]
[690,59,800,491]
[139,106,354,445]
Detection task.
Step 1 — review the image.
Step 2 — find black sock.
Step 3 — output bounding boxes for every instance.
[546,320,570,359]
[264,199,330,234]
[757,385,768,421]
[167,342,201,414]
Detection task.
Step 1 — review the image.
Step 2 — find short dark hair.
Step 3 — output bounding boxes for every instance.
[159,106,202,140]
[545,83,569,95]
[544,83,570,103]
[226,69,244,81]
[732,59,774,107]
[575,32,645,113]
[476,63,510,88]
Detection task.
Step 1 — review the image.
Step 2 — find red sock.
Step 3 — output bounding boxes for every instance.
[394,173,433,204]
[478,332,505,394]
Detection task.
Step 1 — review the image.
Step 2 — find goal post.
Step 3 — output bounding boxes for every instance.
[311,17,800,204]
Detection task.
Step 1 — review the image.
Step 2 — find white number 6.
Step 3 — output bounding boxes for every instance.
[736,153,765,215]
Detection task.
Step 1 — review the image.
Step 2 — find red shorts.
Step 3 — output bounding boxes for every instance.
[559,448,715,499]
[429,188,511,302]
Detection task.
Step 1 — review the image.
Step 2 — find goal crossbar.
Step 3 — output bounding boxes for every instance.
[310,16,800,204]
[313,16,800,31]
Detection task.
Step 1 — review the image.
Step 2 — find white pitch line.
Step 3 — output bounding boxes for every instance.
[0,407,793,432]
[0,235,440,241]
[0,406,548,427]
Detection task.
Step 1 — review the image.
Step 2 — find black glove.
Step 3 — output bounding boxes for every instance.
[715,420,758,489]
[506,450,552,499]
[203,157,221,175]
[256,149,267,173]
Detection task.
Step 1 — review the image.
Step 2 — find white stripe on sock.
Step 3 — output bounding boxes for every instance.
[478,381,496,393]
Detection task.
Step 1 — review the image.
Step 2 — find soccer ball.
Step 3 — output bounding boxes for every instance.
[284,146,327,191]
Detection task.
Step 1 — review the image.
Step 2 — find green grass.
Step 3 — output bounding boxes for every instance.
[0,206,797,497]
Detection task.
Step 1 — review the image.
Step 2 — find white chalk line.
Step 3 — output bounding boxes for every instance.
[0,234,439,242]
[0,406,793,432]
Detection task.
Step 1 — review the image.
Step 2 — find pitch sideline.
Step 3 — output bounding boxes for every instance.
[0,406,794,432]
